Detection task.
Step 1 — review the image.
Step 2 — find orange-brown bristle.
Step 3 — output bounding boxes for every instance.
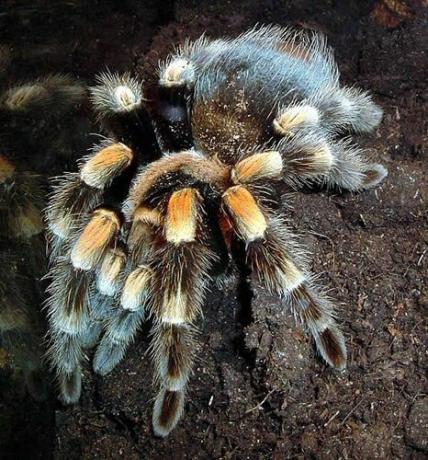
[232,150,282,184]
[153,389,185,437]
[319,328,346,369]
[273,105,319,136]
[222,185,267,242]
[165,188,200,244]
[0,155,15,183]
[120,266,152,311]
[71,208,120,271]
[97,248,126,296]
[80,143,133,189]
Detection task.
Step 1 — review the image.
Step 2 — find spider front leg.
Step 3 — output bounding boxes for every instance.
[222,186,346,369]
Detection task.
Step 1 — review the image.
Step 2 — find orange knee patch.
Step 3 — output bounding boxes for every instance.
[80,143,133,189]
[165,188,200,244]
[232,150,283,184]
[71,208,120,270]
[222,185,267,241]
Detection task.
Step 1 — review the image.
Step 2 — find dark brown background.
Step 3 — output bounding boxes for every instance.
[0,0,426,458]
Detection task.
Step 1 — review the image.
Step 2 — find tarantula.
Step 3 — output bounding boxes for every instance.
[0,43,85,399]
[46,26,387,437]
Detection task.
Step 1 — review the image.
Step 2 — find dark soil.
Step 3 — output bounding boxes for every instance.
[0,0,427,459]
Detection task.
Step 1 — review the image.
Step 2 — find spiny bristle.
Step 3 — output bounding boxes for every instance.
[11,203,44,238]
[289,282,346,369]
[159,58,195,88]
[316,326,347,369]
[120,266,152,311]
[335,86,383,133]
[80,143,133,189]
[96,248,126,296]
[246,217,307,283]
[232,150,283,184]
[222,185,267,242]
[152,389,185,437]
[0,155,15,183]
[165,188,201,244]
[152,323,193,391]
[70,208,120,271]
[48,212,74,241]
[90,72,143,116]
[273,105,320,136]
[297,285,324,324]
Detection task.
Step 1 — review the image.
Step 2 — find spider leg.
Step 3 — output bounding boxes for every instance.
[46,141,130,401]
[323,86,384,134]
[274,129,335,188]
[151,323,195,437]
[92,211,158,373]
[159,57,195,91]
[324,138,388,191]
[273,87,383,137]
[92,307,146,376]
[90,72,161,161]
[46,260,91,403]
[46,141,131,256]
[148,187,216,436]
[222,186,346,369]
[272,111,387,191]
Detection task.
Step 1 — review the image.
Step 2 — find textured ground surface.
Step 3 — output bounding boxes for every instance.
[0,0,427,458]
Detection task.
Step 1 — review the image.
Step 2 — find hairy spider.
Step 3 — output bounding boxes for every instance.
[46,26,387,437]
[0,43,86,399]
